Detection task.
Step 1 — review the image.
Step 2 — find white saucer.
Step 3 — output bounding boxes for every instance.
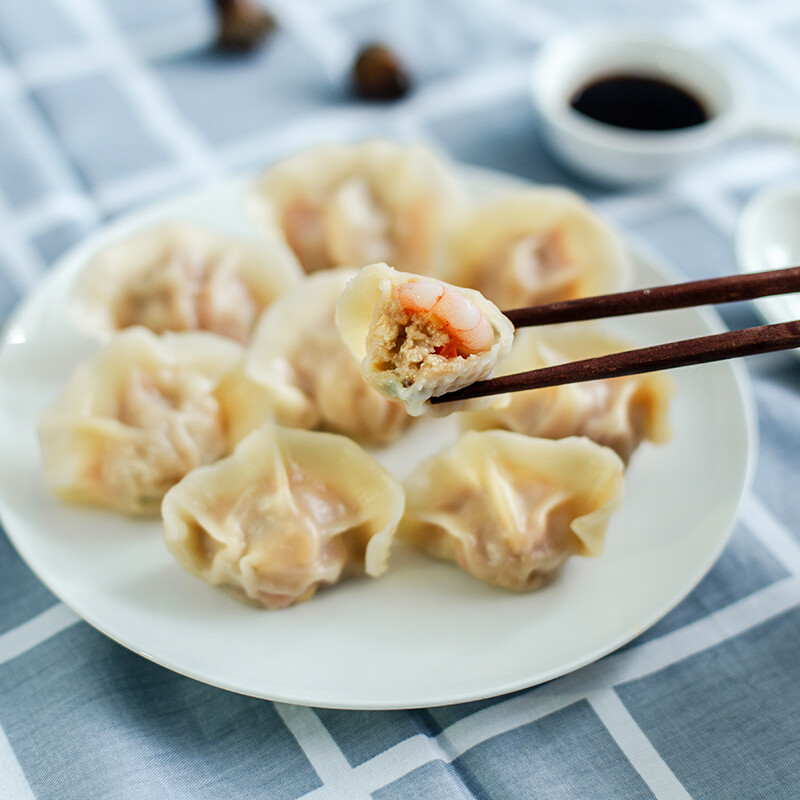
[736,181,800,344]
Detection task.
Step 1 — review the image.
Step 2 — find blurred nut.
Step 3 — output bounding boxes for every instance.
[352,44,411,101]
[215,0,276,53]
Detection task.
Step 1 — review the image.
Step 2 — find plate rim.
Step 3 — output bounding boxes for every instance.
[0,166,757,709]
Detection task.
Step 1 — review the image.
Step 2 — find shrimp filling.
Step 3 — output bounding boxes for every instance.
[366,279,495,388]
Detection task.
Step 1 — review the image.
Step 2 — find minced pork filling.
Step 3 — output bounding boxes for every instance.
[365,296,462,388]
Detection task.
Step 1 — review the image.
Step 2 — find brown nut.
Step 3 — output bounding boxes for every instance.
[352,44,411,101]
[215,0,277,53]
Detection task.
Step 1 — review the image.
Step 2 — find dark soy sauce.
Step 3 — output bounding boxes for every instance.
[570,74,710,131]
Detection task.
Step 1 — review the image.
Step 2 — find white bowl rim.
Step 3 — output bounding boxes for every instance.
[531,26,748,157]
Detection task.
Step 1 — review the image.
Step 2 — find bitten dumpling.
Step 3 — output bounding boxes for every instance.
[440,189,629,309]
[247,267,414,445]
[248,140,465,275]
[335,263,514,417]
[71,223,302,343]
[162,424,406,609]
[38,328,250,516]
[459,327,673,463]
[400,431,625,591]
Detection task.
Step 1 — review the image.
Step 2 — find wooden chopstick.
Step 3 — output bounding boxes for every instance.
[429,320,800,405]
[503,266,800,328]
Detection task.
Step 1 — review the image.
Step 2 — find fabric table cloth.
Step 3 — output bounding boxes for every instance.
[2,0,800,797]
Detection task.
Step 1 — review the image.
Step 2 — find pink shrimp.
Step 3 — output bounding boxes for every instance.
[392,278,494,357]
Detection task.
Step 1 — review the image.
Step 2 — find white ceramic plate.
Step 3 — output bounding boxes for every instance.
[0,169,754,709]
[736,180,800,342]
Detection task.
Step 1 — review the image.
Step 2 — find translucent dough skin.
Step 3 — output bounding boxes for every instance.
[38,328,245,516]
[400,432,625,592]
[248,141,466,276]
[441,188,630,310]
[335,263,514,417]
[162,424,406,609]
[70,222,302,343]
[247,267,413,445]
[458,328,673,463]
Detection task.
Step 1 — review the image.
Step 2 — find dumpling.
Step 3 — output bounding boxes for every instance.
[38,327,252,516]
[335,263,514,417]
[211,362,310,445]
[248,140,466,275]
[400,431,625,592]
[440,188,629,309]
[459,327,673,463]
[71,223,302,343]
[247,267,413,445]
[162,423,406,609]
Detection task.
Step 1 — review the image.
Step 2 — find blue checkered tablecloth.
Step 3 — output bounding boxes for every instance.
[2,1,800,797]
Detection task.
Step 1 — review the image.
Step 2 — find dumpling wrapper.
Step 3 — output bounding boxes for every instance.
[71,222,302,343]
[162,423,406,609]
[248,140,466,275]
[247,267,414,445]
[335,263,514,417]
[400,431,625,592]
[441,188,630,309]
[38,327,258,516]
[211,361,309,445]
[459,327,673,463]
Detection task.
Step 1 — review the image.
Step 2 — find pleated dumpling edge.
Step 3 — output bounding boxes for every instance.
[162,423,406,609]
